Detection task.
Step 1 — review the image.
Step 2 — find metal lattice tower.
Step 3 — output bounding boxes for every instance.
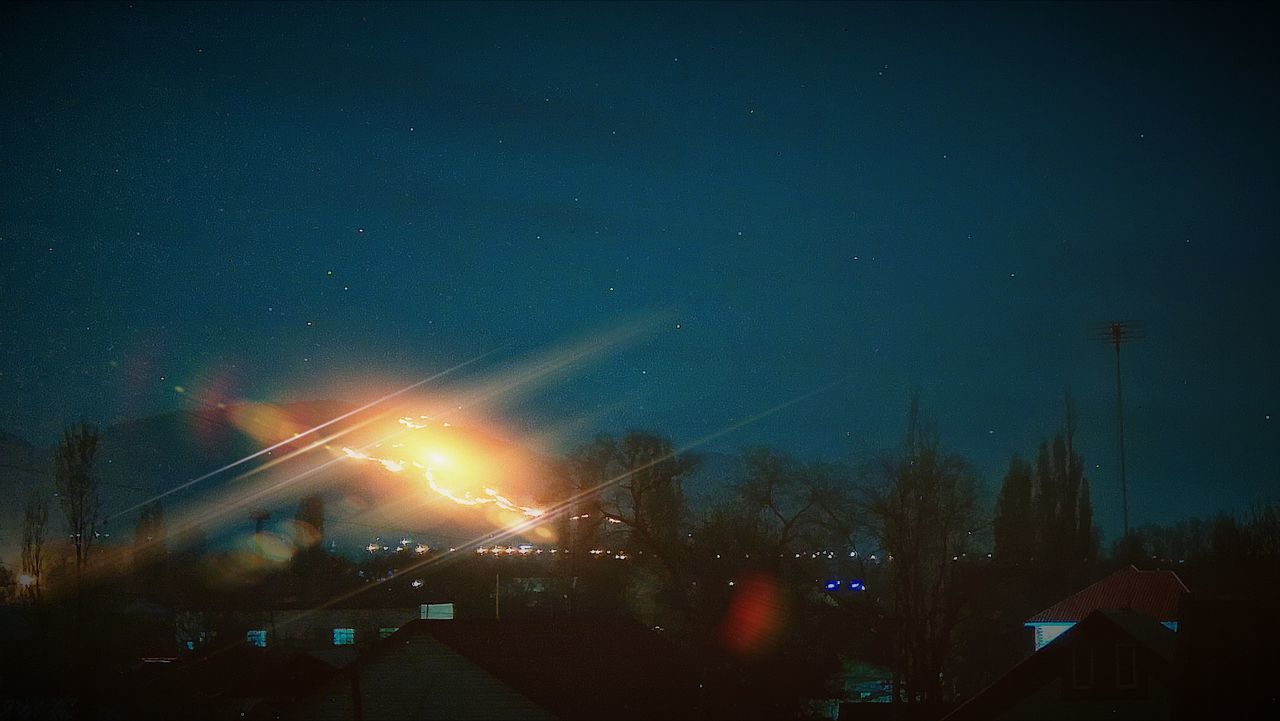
[1089,321,1144,538]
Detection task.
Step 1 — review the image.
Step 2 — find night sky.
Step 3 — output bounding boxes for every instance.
[2,2,1277,542]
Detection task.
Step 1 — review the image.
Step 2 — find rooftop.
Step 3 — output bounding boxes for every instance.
[1026,564,1188,624]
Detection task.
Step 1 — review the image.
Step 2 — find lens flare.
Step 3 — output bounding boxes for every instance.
[719,573,787,655]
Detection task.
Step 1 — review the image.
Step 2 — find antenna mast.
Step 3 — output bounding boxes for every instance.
[1090,320,1144,538]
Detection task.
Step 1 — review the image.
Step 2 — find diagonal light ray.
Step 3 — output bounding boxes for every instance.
[112,347,504,519]
[291,373,855,619]
[110,324,657,576]
[88,420,420,582]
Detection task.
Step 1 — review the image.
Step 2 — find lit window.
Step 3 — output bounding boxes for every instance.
[333,628,355,645]
[379,627,398,639]
[1072,647,1094,689]
[246,630,267,648]
[1116,644,1137,688]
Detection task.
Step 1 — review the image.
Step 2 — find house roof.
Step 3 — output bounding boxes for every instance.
[947,609,1176,720]
[1026,565,1188,624]
[374,619,703,720]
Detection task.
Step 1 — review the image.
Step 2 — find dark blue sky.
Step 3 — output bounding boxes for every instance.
[2,1,1277,541]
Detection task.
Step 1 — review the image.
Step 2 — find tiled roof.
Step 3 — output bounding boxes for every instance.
[1026,564,1188,624]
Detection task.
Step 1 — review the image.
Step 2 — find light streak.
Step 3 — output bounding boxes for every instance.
[113,348,502,518]
[341,417,545,518]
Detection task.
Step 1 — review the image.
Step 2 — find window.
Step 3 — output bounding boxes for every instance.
[246,629,267,648]
[421,603,455,620]
[1072,646,1094,688]
[1116,644,1137,688]
[333,628,355,645]
[379,627,399,639]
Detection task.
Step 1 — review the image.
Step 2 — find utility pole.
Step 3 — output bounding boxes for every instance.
[1090,321,1144,538]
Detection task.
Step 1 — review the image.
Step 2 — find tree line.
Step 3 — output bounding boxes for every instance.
[5,392,1277,716]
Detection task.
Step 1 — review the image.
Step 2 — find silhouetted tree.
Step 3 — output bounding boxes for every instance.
[735,448,821,556]
[1030,393,1095,563]
[291,494,327,601]
[54,422,100,572]
[1077,477,1096,561]
[597,431,699,613]
[1111,527,1147,563]
[167,524,208,607]
[993,456,1034,564]
[21,490,49,602]
[557,436,617,614]
[1247,501,1280,557]
[133,501,166,588]
[134,501,165,547]
[863,395,981,705]
[1211,514,1248,559]
[294,494,325,549]
[696,449,849,575]
[561,434,617,532]
[609,432,695,548]
[685,452,853,719]
[0,563,14,604]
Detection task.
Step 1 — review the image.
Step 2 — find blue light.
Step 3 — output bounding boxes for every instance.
[848,579,865,591]
[824,580,841,591]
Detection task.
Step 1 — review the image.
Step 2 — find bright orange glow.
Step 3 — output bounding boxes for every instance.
[340,416,545,519]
